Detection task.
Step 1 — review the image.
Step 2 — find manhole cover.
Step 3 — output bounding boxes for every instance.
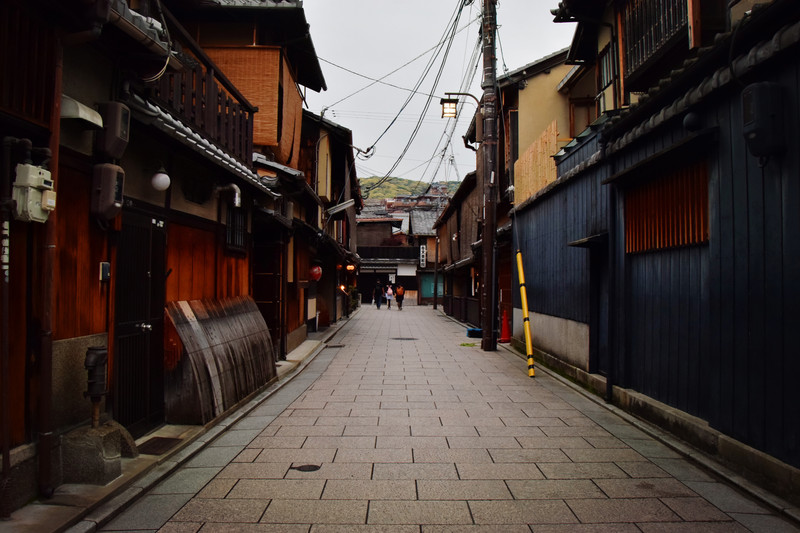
[391,337,418,341]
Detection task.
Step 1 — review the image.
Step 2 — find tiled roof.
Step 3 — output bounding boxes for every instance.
[409,209,441,237]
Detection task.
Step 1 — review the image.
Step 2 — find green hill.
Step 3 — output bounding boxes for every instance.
[359,177,459,199]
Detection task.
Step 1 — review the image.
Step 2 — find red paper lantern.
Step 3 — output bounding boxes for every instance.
[309,265,322,281]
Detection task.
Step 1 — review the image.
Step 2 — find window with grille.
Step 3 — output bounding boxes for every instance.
[226,207,247,252]
[625,159,708,253]
[598,44,614,91]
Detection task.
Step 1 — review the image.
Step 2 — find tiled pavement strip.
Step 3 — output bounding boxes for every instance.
[89,304,799,532]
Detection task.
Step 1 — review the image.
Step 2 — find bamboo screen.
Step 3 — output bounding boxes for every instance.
[513,120,559,203]
[277,58,304,168]
[624,158,708,253]
[205,47,281,147]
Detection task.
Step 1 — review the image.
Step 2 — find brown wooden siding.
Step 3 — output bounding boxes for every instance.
[0,1,56,128]
[165,223,249,303]
[53,164,110,340]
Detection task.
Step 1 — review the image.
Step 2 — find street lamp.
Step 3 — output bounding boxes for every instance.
[440,92,481,119]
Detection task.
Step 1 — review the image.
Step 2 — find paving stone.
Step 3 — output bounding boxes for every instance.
[367,501,472,525]
[413,448,494,463]
[372,463,459,480]
[648,458,716,482]
[322,480,416,500]
[254,448,336,464]
[411,425,479,437]
[541,426,613,437]
[506,479,606,499]
[456,463,545,480]
[621,438,683,459]
[247,436,307,449]
[233,416,278,430]
[284,462,373,480]
[468,499,578,525]
[151,468,221,494]
[474,426,546,437]
[727,513,800,533]
[312,526,419,533]
[376,436,449,448]
[446,436,521,449]
[276,425,346,437]
[303,436,377,448]
[683,481,771,514]
[422,526,531,533]
[172,496,267,523]
[344,425,412,437]
[233,448,262,463]
[318,416,379,426]
[566,498,680,523]
[563,448,647,463]
[195,478,237,499]
[614,461,671,478]
[217,462,290,479]
[594,478,698,498]
[635,523,751,532]
[537,462,629,480]
[527,524,641,532]
[334,448,413,463]
[261,499,368,524]
[227,479,325,500]
[487,448,570,463]
[270,416,318,426]
[516,436,593,449]
[417,480,513,500]
[660,497,733,522]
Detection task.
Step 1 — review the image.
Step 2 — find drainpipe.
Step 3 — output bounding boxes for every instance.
[1,137,15,518]
[38,42,63,499]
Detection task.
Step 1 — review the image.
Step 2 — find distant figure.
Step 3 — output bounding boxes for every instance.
[385,285,394,309]
[396,284,405,310]
[373,282,384,309]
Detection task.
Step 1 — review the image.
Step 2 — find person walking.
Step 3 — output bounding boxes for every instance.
[395,284,405,310]
[385,284,393,309]
[372,282,384,310]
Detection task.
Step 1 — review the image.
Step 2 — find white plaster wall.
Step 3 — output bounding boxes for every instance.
[513,309,589,371]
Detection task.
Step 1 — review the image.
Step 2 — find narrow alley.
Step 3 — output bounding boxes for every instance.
[83,305,797,531]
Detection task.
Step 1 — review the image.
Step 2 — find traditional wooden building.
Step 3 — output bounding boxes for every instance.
[512,0,800,504]
[0,0,356,515]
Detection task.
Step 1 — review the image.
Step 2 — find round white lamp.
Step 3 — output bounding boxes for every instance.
[151,168,171,191]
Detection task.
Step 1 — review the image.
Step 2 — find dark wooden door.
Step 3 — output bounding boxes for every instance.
[253,241,284,358]
[114,210,166,438]
[589,246,610,376]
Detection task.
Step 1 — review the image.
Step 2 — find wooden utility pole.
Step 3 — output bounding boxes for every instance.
[480,0,498,351]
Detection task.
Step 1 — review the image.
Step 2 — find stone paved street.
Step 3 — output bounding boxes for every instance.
[96,305,799,532]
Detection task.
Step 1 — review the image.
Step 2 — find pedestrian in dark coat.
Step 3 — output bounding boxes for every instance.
[373,282,384,309]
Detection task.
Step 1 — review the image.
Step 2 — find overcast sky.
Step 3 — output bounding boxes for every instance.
[301,1,576,193]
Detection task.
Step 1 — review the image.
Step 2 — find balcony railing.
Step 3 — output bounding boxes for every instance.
[622,0,687,81]
[148,7,255,166]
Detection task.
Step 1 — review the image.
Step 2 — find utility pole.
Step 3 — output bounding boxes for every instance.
[480,0,498,351]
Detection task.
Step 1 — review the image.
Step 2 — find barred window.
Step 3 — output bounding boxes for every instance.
[226,207,247,252]
[598,44,614,91]
[625,159,708,253]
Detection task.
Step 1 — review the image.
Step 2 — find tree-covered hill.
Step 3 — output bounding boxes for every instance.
[359,177,460,199]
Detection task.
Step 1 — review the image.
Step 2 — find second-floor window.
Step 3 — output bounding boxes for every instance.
[598,44,614,92]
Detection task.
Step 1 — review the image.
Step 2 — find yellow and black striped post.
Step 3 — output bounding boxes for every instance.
[516,250,534,377]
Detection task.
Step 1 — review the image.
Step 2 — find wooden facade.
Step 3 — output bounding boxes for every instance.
[518,0,800,503]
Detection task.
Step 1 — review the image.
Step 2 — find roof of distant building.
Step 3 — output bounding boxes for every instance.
[409,209,441,237]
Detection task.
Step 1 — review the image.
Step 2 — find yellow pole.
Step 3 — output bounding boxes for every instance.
[516,250,534,377]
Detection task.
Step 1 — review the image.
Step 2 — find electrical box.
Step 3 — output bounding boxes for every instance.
[742,82,784,157]
[92,164,125,220]
[97,102,130,159]
[12,164,56,223]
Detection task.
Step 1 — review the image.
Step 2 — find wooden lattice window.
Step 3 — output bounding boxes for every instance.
[226,207,247,252]
[625,159,708,253]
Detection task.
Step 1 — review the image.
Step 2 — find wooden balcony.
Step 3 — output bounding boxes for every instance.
[146,8,256,166]
[621,0,688,89]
